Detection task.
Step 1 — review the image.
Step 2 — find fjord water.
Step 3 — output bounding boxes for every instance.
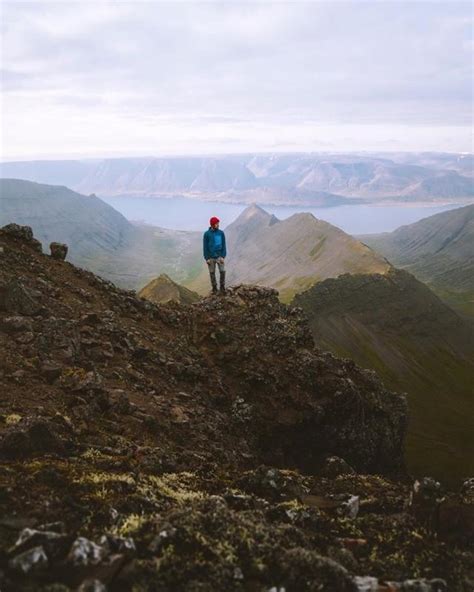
[99,195,460,234]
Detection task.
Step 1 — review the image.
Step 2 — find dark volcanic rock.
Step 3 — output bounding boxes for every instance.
[0,279,42,316]
[318,455,356,478]
[1,223,42,252]
[50,242,68,261]
[0,315,34,333]
[0,418,75,459]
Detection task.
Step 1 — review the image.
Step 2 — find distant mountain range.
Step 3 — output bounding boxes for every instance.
[360,204,474,317]
[0,179,202,290]
[1,152,472,205]
[185,204,391,300]
[292,268,474,485]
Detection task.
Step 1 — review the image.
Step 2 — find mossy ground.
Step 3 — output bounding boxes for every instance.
[0,452,472,591]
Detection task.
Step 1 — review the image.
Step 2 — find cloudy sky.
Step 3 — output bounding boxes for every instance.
[1,0,473,160]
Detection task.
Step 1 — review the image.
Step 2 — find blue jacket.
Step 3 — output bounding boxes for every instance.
[203,227,227,260]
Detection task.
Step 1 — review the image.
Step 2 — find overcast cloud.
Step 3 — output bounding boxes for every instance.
[1,0,473,159]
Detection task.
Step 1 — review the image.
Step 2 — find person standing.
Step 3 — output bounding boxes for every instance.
[203,216,227,295]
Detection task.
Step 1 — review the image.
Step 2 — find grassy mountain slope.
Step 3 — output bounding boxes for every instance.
[292,268,474,485]
[186,204,390,300]
[360,204,474,317]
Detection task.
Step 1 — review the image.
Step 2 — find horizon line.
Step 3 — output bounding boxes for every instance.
[2,149,473,163]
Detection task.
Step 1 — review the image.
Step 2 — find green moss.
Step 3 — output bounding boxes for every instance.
[112,513,150,537]
[73,471,136,486]
[309,236,327,259]
[3,413,22,425]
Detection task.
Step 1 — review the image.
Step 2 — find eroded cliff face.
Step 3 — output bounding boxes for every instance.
[0,225,472,592]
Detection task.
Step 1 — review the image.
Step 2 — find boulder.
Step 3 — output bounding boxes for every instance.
[0,418,74,459]
[1,223,42,252]
[50,242,68,261]
[318,455,356,478]
[9,545,49,574]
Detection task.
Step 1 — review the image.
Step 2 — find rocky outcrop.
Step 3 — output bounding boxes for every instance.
[0,225,471,591]
[1,223,42,252]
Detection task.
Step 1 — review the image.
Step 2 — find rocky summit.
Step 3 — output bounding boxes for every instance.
[0,225,473,591]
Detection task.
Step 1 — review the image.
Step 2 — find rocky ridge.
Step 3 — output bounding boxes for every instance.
[360,204,474,318]
[0,225,472,591]
[186,204,391,301]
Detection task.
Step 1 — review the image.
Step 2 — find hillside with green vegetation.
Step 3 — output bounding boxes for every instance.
[292,268,474,486]
[360,204,474,318]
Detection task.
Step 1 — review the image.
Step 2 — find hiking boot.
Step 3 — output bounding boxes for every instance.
[210,271,218,295]
[219,271,226,294]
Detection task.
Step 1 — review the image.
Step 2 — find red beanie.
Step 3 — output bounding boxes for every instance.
[210,216,220,226]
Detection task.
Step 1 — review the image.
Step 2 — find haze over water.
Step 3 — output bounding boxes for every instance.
[99,195,460,235]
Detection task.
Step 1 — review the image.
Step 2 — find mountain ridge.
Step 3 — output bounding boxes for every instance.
[360,204,474,317]
[186,204,391,301]
[2,152,472,205]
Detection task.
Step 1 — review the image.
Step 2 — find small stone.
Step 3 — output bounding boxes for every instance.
[9,545,48,574]
[37,521,66,534]
[81,312,101,325]
[353,576,378,591]
[460,477,474,504]
[12,527,64,550]
[77,579,107,592]
[67,537,107,566]
[0,279,41,316]
[99,534,136,557]
[319,455,355,478]
[0,418,70,459]
[339,495,360,519]
[41,362,62,384]
[0,315,33,333]
[410,477,445,530]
